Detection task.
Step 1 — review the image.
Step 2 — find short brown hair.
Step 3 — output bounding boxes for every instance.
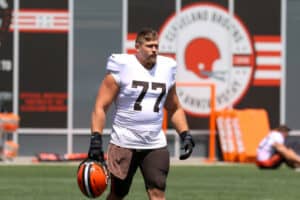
[275,125,291,133]
[135,28,158,45]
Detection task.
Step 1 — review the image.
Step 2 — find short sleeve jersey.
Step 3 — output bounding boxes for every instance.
[256,130,284,161]
[106,54,177,149]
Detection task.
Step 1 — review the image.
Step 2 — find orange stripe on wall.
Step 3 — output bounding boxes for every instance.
[126,49,137,54]
[253,35,281,42]
[256,65,281,70]
[127,33,137,40]
[256,51,281,56]
[159,53,176,59]
[252,79,280,86]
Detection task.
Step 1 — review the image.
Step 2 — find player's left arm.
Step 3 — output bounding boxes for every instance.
[164,84,195,160]
[164,84,188,133]
[273,142,300,164]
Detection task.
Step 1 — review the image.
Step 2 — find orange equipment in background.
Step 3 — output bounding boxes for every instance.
[0,112,20,160]
[175,82,217,162]
[216,109,270,163]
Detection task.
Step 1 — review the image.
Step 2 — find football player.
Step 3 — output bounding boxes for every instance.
[88,28,195,200]
[256,125,300,169]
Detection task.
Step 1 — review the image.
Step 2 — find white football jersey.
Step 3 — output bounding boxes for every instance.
[256,130,284,161]
[106,54,176,149]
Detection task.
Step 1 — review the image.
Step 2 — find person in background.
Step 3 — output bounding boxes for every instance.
[256,125,300,169]
[87,28,195,200]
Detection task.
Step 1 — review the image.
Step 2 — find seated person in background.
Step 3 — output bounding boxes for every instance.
[256,125,300,169]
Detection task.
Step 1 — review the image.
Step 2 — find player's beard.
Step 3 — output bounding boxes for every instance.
[145,54,157,69]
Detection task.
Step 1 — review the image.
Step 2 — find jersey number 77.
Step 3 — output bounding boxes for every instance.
[132,80,166,113]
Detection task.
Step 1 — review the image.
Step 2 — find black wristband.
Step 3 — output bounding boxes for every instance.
[179,130,190,140]
[92,131,101,136]
[90,132,102,147]
[88,132,103,161]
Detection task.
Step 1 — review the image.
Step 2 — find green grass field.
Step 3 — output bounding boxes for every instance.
[0,163,299,200]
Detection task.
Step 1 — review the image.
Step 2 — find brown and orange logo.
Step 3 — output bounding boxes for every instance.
[159,3,255,116]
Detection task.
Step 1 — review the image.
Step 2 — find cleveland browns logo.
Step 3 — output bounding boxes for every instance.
[185,38,221,80]
[159,3,255,116]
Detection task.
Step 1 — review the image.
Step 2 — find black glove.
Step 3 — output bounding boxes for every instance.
[179,131,195,160]
[88,132,105,162]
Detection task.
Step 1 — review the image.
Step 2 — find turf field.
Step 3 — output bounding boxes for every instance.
[0,163,299,200]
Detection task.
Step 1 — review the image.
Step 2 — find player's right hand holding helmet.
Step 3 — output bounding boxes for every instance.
[77,132,109,198]
[88,132,105,162]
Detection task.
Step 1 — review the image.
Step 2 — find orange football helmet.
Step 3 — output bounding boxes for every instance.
[185,38,220,79]
[77,160,109,198]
